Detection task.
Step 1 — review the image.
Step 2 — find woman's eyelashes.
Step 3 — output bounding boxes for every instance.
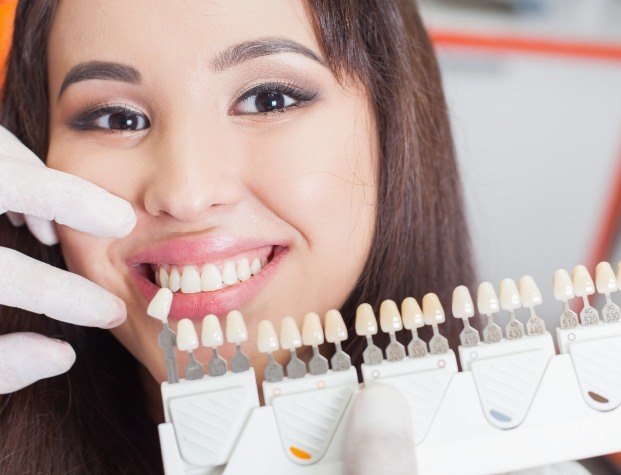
[66,82,318,133]
[230,82,318,116]
[68,103,150,132]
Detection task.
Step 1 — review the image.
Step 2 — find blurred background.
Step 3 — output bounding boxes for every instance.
[1,0,620,473]
[419,1,621,471]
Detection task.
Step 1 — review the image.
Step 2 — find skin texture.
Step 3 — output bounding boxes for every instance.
[46,0,378,420]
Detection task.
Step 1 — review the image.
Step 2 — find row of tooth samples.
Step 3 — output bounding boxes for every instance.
[257,310,351,383]
[153,256,267,293]
[148,288,251,380]
[554,262,621,327]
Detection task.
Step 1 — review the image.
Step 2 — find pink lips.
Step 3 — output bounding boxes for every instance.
[127,236,288,320]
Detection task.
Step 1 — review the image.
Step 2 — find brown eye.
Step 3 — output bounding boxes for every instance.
[237,90,297,114]
[94,111,149,131]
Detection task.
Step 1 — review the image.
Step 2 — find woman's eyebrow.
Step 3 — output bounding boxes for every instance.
[58,61,140,99]
[210,36,325,71]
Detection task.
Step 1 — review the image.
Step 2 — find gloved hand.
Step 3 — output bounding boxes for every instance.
[0,125,136,394]
[344,384,418,475]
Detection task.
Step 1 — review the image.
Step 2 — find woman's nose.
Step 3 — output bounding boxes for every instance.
[142,126,244,222]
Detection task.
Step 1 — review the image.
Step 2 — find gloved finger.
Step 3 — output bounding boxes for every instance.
[0,246,126,329]
[0,126,136,238]
[24,214,59,246]
[5,210,25,227]
[0,332,76,394]
[345,384,417,475]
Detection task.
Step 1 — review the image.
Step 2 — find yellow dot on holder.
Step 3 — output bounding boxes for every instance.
[290,446,312,460]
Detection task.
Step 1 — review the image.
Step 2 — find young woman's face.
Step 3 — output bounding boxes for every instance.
[46,0,377,391]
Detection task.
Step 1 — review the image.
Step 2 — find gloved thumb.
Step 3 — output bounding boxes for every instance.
[344,384,417,475]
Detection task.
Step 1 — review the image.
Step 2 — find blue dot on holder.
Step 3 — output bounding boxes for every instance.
[490,409,511,423]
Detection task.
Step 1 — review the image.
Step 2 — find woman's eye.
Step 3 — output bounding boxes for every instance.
[69,105,151,132]
[236,90,298,114]
[93,110,150,131]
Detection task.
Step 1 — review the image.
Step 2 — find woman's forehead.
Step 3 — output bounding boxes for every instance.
[47,0,322,96]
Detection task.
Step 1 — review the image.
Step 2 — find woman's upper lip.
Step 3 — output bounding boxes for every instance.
[126,235,284,266]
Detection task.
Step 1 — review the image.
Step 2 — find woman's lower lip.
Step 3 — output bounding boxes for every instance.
[131,247,287,320]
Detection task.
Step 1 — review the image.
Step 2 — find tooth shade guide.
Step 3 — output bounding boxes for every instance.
[401,297,428,357]
[257,320,284,383]
[422,293,450,354]
[324,310,351,370]
[280,317,306,379]
[355,303,383,365]
[553,269,579,329]
[595,262,621,323]
[302,312,329,375]
[379,299,406,361]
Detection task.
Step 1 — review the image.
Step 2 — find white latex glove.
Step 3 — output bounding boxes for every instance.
[344,384,418,475]
[0,125,137,394]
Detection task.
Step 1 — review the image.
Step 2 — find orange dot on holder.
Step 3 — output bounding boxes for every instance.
[289,446,312,460]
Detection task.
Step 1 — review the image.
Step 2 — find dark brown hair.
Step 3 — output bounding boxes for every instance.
[0,0,474,473]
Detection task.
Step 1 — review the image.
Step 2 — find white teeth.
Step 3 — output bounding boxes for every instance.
[379,299,403,333]
[280,316,302,350]
[226,310,248,344]
[452,285,475,319]
[572,265,595,297]
[236,258,251,281]
[221,260,238,286]
[355,303,378,336]
[158,267,169,289]
[251,258,261,275]
[146,288,173,322]
[595,261,618,294]
[180,265,201,294]
[257,320,279,353]
[422,293,445,325]
[155,253,267,292]
[201,314,224,348]
[177,318,199,351]
[477,282,499,315]
[201,263,223,291]
[324,309,348,343]
[518,275,542,308]
[553,269,575,301]
[302,312,324,346]
[168,266,181,292]
[499,278,521,311]
[401,297,424,329]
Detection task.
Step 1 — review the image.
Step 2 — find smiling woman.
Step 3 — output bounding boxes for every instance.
[0,0,473,473]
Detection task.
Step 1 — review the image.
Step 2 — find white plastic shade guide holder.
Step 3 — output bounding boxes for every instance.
[459,333,555,429]
[361,350,458,444]
[159,369,260,471]
[263,367,358,465]
[557,319,621,411]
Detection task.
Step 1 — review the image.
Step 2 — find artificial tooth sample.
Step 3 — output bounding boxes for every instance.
[518,276,547,335]
[250,258,262,276]
[617,261,621,289]
[147,288,179,384]
[379,299,406,361]
[452,286,480,346]
[257,320,284,382]
[355,303,383,365]
[302,312,329,375]
[236,258,251,282]
[499,278,524,340]
[181,265,201,293]
[280,316,307,379]
[401,297,428,357]
[573,265,600,325]
[553,269,578,328]
[169,266,181,292]
[226,310,250,372]
[477,282,503,343]
[177,318,204,380]
[422,293,449,354]
[324,309,351,370]
[221,260,238,286]
[595,261,621,323]
[201,315,227,376]
[201,263,223,292]
[158,267,169,290]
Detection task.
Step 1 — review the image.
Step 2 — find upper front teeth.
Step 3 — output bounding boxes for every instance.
[154,256,266,294]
